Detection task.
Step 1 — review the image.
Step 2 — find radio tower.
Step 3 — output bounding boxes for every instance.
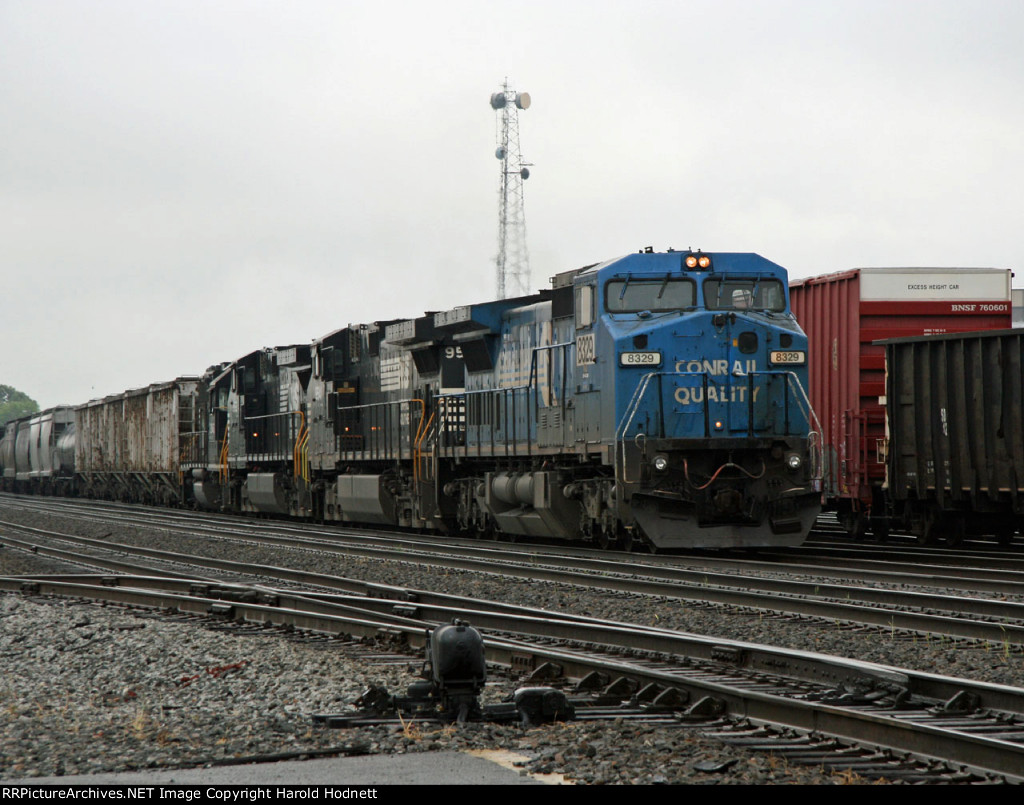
[490,80,532,299]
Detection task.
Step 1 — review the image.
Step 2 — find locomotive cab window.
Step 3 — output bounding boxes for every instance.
[604,277,696,313]
[575,284,595,328]
[703,278,785,312]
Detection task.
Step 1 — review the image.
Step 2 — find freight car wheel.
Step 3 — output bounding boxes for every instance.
[841,512,869,541]
[995,519,1016,547]
[943,516,966,547]
[907,504,938,545]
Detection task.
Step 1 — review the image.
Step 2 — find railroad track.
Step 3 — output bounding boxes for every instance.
[4,570,1023,782]
[9,493,1024,581]
[8,496,1024,781]
[5,500,1024,647]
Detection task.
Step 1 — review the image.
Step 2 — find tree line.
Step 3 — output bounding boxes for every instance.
[0,385,40,427]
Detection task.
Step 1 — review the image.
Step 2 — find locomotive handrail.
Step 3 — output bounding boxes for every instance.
[413,406,434,484]
[332,397,426,466]
[528,340,573,410]
[615,370,664,485]
[287,410,308,482]
[300,428,310,482]
[218,428,230,483]
[409,398,428,483]
[436,385,533,460]
[779,370,823,482]
[410,398,428,450]
[244,411,303,420]
[428,341,574,464]
[242,410,304,465]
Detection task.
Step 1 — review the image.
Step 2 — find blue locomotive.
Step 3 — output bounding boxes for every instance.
[175,247,821,550]
[2,248,822,550]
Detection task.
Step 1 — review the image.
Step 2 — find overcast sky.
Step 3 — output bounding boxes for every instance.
[3,0,1022,409]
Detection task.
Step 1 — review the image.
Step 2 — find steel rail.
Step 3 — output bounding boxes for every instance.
[5,574,1024,782]
[10,492,1024,602]
[7,518,1024,647]
[8,494,1024,594]
[17,570,1024,714]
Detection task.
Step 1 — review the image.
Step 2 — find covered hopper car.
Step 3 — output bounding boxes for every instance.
[0,406,75,496]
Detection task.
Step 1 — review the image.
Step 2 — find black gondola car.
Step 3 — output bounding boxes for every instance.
[883,328,1024,544]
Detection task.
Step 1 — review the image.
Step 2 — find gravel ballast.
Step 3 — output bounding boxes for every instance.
[3,503,1021,785]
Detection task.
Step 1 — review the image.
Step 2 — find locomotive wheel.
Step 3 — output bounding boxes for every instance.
[466,502,482,539]
[484,516,500,541]
[596,520,622,550]
[870,517,890,542]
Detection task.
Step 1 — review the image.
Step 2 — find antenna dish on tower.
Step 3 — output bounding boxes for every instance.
[490,79,533,300]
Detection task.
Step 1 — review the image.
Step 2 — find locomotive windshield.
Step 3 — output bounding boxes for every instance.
[703,278,786,312]
[605,277,696,313]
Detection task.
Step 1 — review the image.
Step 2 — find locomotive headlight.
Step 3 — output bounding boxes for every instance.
[697,255,711,268]
[652,454,670,472]
[685,255,698,268]
[786,453,802,470]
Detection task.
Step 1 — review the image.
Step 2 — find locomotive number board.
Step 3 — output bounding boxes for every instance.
[769,350,806,365]
[619,351,663,367]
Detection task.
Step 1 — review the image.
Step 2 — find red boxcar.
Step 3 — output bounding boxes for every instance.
[790,267,1012,537]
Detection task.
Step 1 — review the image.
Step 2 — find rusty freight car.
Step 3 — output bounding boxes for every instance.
[75,378,198,504]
